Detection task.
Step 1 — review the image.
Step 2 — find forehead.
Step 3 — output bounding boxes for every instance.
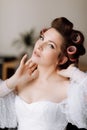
[44,28,63,45]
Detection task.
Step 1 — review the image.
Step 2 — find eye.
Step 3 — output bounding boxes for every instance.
[39,35,44,41]
[48,44,55,49]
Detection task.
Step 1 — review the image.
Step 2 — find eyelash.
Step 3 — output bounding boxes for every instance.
[39,35,55,49]
[48,44,55,49]
[39,35,44,41]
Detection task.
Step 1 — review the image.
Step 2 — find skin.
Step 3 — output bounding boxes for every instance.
[7,28,70,104]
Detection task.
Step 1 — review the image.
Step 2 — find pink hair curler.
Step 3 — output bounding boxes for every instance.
[67,46,77,54]
[67,46,77,61]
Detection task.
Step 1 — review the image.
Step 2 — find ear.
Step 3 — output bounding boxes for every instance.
[59,56,68,65]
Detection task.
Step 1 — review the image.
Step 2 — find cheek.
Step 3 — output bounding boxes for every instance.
[43,50,58,62]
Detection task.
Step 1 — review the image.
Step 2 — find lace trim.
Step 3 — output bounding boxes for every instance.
[0,92,17,128]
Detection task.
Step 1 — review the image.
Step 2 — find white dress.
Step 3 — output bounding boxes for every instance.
[0,68,87,130]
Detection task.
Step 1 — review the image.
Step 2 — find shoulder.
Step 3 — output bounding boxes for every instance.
[55,78,70,99]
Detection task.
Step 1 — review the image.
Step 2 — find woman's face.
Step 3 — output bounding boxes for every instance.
[31,28,64,68]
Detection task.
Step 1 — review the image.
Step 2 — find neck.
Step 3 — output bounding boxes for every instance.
[37,65,62,82]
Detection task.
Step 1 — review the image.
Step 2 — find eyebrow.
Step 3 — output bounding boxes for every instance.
[48,40,57,47]
[43,34,57,48]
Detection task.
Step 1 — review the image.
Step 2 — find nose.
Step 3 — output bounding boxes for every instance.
[37,43,43,50]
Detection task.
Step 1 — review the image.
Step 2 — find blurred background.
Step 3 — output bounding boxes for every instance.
[0,1,87,130]
[0,0,87,79]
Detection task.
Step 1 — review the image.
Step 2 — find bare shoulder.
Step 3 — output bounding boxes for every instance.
[54,78,70,100]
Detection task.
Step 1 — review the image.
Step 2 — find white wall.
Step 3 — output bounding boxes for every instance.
[0,0,87,65]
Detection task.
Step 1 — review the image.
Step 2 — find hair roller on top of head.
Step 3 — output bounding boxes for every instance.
[71,30,84,44]
[50,17,86,69]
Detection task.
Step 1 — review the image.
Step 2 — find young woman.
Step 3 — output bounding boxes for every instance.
[0,17,87,130]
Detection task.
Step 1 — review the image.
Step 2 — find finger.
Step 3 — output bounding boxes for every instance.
[29,62,37,68]
[28,65,37,75]
[25,59,32,66]
[31,69,39,79]
[20,54,28,66]
[30,64,37,72]
[26,59,37,68]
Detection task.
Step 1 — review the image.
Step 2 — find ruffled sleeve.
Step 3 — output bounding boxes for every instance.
[0,80,13,97]
[0,92,17,128]
[65,72,87,129]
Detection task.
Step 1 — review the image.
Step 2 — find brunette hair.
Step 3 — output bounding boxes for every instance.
[51,17,86,69]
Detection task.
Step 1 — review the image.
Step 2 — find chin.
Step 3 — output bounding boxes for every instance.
[31,55,40,64]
